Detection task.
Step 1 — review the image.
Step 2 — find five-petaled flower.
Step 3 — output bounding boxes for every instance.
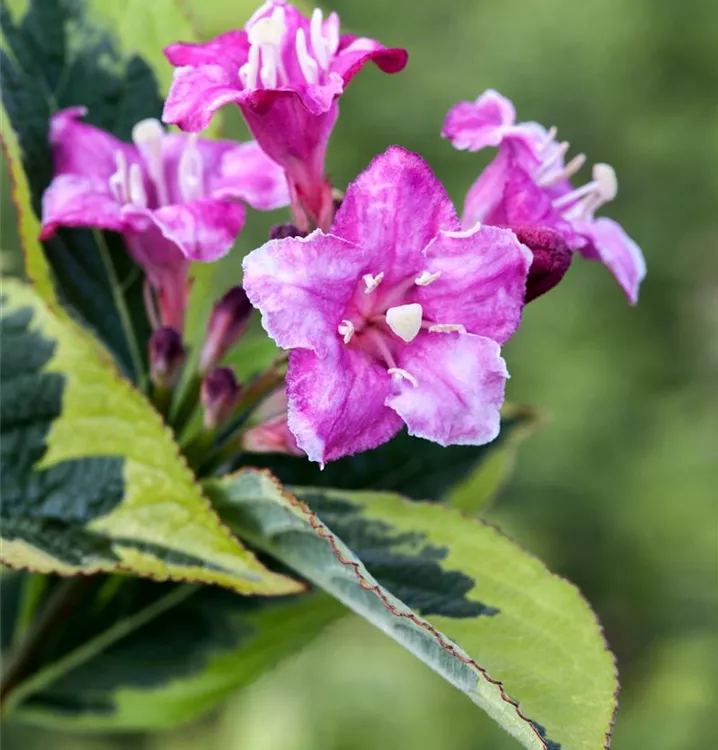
[443,89,646,303]
[162,0,407,231]
[40,107,289,331]
[243,147,531,465]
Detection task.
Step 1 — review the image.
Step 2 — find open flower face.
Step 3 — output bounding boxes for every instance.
[163,0,407,228]
[243,147,531,464]
[40,107,289,330]
[443,89,646,303]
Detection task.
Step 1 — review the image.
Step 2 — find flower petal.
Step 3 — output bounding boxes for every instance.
[331,37,408,84]
[418,223,530,344]
[442,89,516,151]
[287,345,402,464]
[242,231,366,357]
[124,199,246,262]
[210,140,290,210]
[162,65,246,133]
[578,217,646,304]
[462,149,513,228]
[40,174,129,240]
[387,332,508,447]
[332,146,459,281]
[49,107,137,180]
[164,31,249,74]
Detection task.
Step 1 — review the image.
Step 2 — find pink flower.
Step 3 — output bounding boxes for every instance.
[163,1,407,230]
[40,107,289,331]
[443,89,646,304]
[243,147,531,465]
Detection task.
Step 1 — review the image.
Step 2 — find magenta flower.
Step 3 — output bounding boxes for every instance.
[443,89,646,303]
[40,108,289,331]
[162,1,407,230]
[243,147,531,465]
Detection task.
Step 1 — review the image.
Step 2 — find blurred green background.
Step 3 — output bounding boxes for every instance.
[2,0,716,747]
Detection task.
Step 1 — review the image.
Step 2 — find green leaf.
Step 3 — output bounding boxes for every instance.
[0,0,201,380]
[207,469,618,750]
[2,574,342,729]
[0,279,301,597]
[231,406,542,501]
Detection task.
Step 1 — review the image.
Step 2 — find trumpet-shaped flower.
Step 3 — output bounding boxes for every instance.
[163,0,407,229]
[40,107,289,330]
[243,147,531,464]
[443,89,646,303]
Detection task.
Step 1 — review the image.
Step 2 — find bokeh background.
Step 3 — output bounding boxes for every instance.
[2,0,716,747]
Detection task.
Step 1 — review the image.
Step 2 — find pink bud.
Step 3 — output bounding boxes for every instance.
[513,226,573,303]
[199,287,252,374]
[241,389,303,456]
[201,367,241,430]
[149,326,186,388]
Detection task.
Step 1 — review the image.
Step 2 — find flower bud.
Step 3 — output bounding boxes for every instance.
[513,226,573,303]
[241,389,303,456]
[199,286,253,375]
[149,326,186,388]
[269,223,305,240]
[201,367,241,430]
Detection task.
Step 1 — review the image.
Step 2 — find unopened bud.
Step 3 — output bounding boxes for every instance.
[201,367,241,430]
[513,227,573,303]
[241,389,303,456]
[199,287,253,375]
[269,223,306,240]
[149,326,186,388]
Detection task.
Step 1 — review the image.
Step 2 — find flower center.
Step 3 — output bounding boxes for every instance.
[532,127,618,222]
[239,6,339,89]
[336,269,465,387]
[108,150,147,208]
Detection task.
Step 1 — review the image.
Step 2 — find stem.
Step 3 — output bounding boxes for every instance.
[1,584,198,718]
[0,578,90,710]
[172,373,202,436]
[95,231,148,391]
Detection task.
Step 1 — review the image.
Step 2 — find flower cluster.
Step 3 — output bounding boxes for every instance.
[39,1,645,467]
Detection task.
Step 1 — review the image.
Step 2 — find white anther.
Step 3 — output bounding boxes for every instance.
[363,272,384,293]
[310,8,329,69]
[429,324,466,333]
[109,150,128,203]
[132,118,164,151]
[338,320,355,344]
[593,163,618,202]
[248,8,286,46]
[239,44,261,88]
[296,29,319,84]
[386,303,423,344]
[128,163,147,207]
[414,270,441,286]
[388,368,419,388]
[178,135,204,202]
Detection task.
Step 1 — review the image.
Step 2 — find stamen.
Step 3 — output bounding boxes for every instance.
[414,270,441,286]
[132,118,169,205]
[310,8,329,69]
[593,163,618,202]
[337,319,355,344]
[128,163,147,207]
[534,140,569,182]
[109,150,128,203]
[260,46,279,88]
[178,135,204,202]
[296,29,319,84]
[363,272,384,293]
[324,12,340,56]
[239,44,260,88]
[388,368,419,388]
[538,153,586,188]
[538,126,558,153]
[428,324,466,333]
[552,180,598,210]
[386,303,422,343]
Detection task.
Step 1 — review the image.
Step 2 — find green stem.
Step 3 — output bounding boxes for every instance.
[10,574,49,650]
[95,231,148,391]
[1,584,198,718]
[0,578,90,710]
[172,374,202,436]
